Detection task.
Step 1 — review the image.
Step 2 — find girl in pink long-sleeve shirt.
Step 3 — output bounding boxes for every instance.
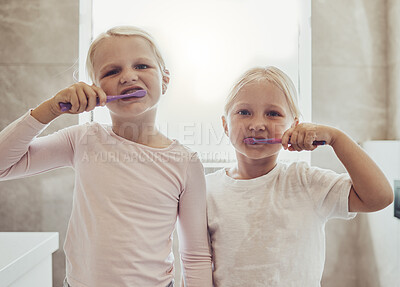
[0,26,212,287]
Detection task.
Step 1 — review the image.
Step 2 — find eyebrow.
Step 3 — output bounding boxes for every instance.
[233,102,284,110]
[99,64,119,74]
[99,57,156,73]
[135,57,154,62]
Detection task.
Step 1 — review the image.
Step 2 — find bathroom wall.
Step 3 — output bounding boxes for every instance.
[0,0,79,285]
[388,0,400,139]
[312,0,400,286]
[362,140,400,286]
[361,1,400,286]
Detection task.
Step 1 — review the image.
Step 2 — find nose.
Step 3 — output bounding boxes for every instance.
[119,68,139,85]
[249,116,266,131]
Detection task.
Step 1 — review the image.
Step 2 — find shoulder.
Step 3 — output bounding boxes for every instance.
[60,121,103,133]
[205,168,226,192]
[206,168,226,179]
[172,141,201,162]
[279,161,349,189]
[279,161,331,177]
[279,160,310,172]
[60,121,107,141]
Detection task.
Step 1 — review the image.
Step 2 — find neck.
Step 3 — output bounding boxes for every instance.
[228,153,278,180]
[110,112,172,148]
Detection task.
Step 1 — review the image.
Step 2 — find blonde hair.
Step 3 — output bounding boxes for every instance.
[224,66,301,119]
[86,26,168,83]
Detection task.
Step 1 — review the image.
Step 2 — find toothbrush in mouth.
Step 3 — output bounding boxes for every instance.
[59,90,147,112]
[243,137,326,145]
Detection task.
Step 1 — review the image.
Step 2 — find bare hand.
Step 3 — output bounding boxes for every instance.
[281,123,334,152]
[50,82,107,115]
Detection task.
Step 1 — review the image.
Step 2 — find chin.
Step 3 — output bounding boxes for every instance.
[238,149,280,160]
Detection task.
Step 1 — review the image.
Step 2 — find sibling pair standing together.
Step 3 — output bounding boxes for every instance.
[0,26,393,287]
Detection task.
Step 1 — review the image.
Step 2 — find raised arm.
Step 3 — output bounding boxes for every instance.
[282,123,394,212]
[0,82,106,179]
[177,154,212,287]
[0,111,77,180]
[31,82,107,124]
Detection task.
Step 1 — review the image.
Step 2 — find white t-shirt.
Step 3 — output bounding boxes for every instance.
[206,161,356,287]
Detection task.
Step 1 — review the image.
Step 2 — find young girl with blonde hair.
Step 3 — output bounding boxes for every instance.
[206,66,393,286]
[0,26,212,287]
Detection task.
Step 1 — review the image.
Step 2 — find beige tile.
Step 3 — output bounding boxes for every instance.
[387,62,400,139]
[312,66,387,141]
[0,169,73,231]
[0,178,43,231]
[354,214,381,287]
[310,146,346,173]
[0,64,79,131]
[40,169,74,229]
[0,170,74,286]
[0,0,79,64]
[322,218,359,287]
[312,0,387,67]
[0,0,78,285]
[40,168,74,286]
[388,0,400,65]
[0,62,78,286]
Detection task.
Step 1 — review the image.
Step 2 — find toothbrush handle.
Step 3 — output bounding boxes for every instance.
[286,138,326,146]
[59,98,102,112]
[252,138,326,145]
[275,139,326,145]
[59,102,72,112]
[312,140,326,145]
[58,90,146,112]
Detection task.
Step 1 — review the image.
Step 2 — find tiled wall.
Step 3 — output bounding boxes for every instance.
[0,0,79,285]
[312,0,399,286]
[312,0,387,141]
[388,0,400,139]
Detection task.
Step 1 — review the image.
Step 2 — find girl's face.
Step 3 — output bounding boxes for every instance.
[223,81,296,160]
[93,36,167,118]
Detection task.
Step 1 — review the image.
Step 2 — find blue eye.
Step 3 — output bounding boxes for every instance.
[238,110,251,116]
[136,64,149,69]
[267,111,281,117]
[103,69,119,78]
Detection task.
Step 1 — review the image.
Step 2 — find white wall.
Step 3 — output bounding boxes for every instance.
[362,141,400,286]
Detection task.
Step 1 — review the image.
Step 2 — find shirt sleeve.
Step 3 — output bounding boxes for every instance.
[300,162,357,221]
[177,153,212,287]
[0,111,75,180]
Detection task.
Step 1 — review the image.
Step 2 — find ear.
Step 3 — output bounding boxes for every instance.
[222,115,229,136]
[291,117,299,128]
[162,69,170,95]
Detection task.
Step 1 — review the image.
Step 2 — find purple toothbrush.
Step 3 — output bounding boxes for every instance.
[59,90,147,112]
[243,138,326,145]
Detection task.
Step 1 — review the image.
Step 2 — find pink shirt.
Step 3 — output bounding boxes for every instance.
[0,112,212,287]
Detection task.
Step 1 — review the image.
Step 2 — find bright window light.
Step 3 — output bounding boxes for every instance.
[79,0,311,165]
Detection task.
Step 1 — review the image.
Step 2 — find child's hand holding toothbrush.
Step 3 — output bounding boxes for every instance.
[53,82,108,114]
[31,82,107,124]
[281,123,336,152]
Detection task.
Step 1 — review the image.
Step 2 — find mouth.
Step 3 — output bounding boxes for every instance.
[243,137,282,145]
[244,136,268,140]
[120,87,144,95]
[119,87,146,101]
[243,137,271,145]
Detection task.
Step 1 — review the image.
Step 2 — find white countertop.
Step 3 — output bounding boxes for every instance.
[0,232,59,287]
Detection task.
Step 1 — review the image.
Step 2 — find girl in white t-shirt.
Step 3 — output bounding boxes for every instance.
[0,26,212,287]
[206,66,393,287]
